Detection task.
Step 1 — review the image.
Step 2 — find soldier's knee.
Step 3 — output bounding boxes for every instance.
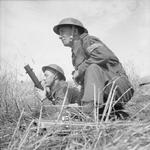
[85,64,104,78]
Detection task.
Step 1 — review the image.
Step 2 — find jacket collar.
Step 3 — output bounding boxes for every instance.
[51,80,67,94]
[71,33,88,53]
[80,33,88,39]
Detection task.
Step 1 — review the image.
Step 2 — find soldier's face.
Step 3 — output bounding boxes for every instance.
[43,70,55,87]
[59,26,73,47]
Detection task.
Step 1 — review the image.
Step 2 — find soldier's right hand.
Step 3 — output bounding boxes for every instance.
[34,87,47,102]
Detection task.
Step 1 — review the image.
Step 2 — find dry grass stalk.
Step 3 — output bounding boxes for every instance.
[36,105,43,135]
[100,78,117,122]
[17,119,35,150]
[9,140,18,150]
[97,88,101,124]
[28,128,56,149]
[8,109,24,150]
[26,134,48,149]
[68,106,92,121]
[14,96,21,115]
[57,83,69,121]
[93,84,97,123]
[93,130,103,150]
[131,102,150,119]
[105,86,118,122]
[113,87,132,107]
[129,122,150,137]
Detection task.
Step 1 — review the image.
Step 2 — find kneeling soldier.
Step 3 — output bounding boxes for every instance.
[53,18,134,119]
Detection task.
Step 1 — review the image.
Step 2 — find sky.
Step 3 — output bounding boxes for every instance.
[0,0,150,81]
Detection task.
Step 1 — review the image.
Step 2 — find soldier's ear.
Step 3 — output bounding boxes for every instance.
[74,27,78,33]
[73,27,79,36]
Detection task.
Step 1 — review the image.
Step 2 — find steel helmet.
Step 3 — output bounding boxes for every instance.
[53,18,88,35]
[42,64,66,81]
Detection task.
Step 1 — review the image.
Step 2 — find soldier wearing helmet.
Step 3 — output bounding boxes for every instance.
[35,64,80,107]
[53,18,134,119]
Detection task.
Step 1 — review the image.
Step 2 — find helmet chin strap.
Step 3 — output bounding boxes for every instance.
[69,26,75,42]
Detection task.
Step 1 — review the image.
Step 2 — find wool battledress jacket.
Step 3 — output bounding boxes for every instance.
[46,80,80,105]
[71,33,134,104]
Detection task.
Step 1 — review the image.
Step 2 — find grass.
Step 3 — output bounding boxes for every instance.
[0,68,150,150]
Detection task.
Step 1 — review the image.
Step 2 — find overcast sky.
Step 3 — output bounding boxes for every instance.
[0,0,150,81]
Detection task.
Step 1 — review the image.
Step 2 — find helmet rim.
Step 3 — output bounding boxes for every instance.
[53,18,88,35]
[42,65,66,81]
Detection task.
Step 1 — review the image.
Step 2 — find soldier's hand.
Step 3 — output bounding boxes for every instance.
[72,70,79,80]
[41,80,46,88]
[72,70,82,85]
[34,87,47,102]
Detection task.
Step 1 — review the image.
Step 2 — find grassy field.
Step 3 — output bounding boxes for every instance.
[0,69,150,150]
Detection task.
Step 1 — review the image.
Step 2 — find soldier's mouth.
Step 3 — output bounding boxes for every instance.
[62,40,67,44]
[61,39,66,42]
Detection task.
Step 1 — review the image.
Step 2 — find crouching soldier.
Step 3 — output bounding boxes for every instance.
[35,64,80,119]
[53,18,134,119]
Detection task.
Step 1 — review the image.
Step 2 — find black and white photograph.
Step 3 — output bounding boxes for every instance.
[0,0,150,149]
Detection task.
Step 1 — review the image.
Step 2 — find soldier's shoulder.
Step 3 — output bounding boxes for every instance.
[80,33,103,49]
